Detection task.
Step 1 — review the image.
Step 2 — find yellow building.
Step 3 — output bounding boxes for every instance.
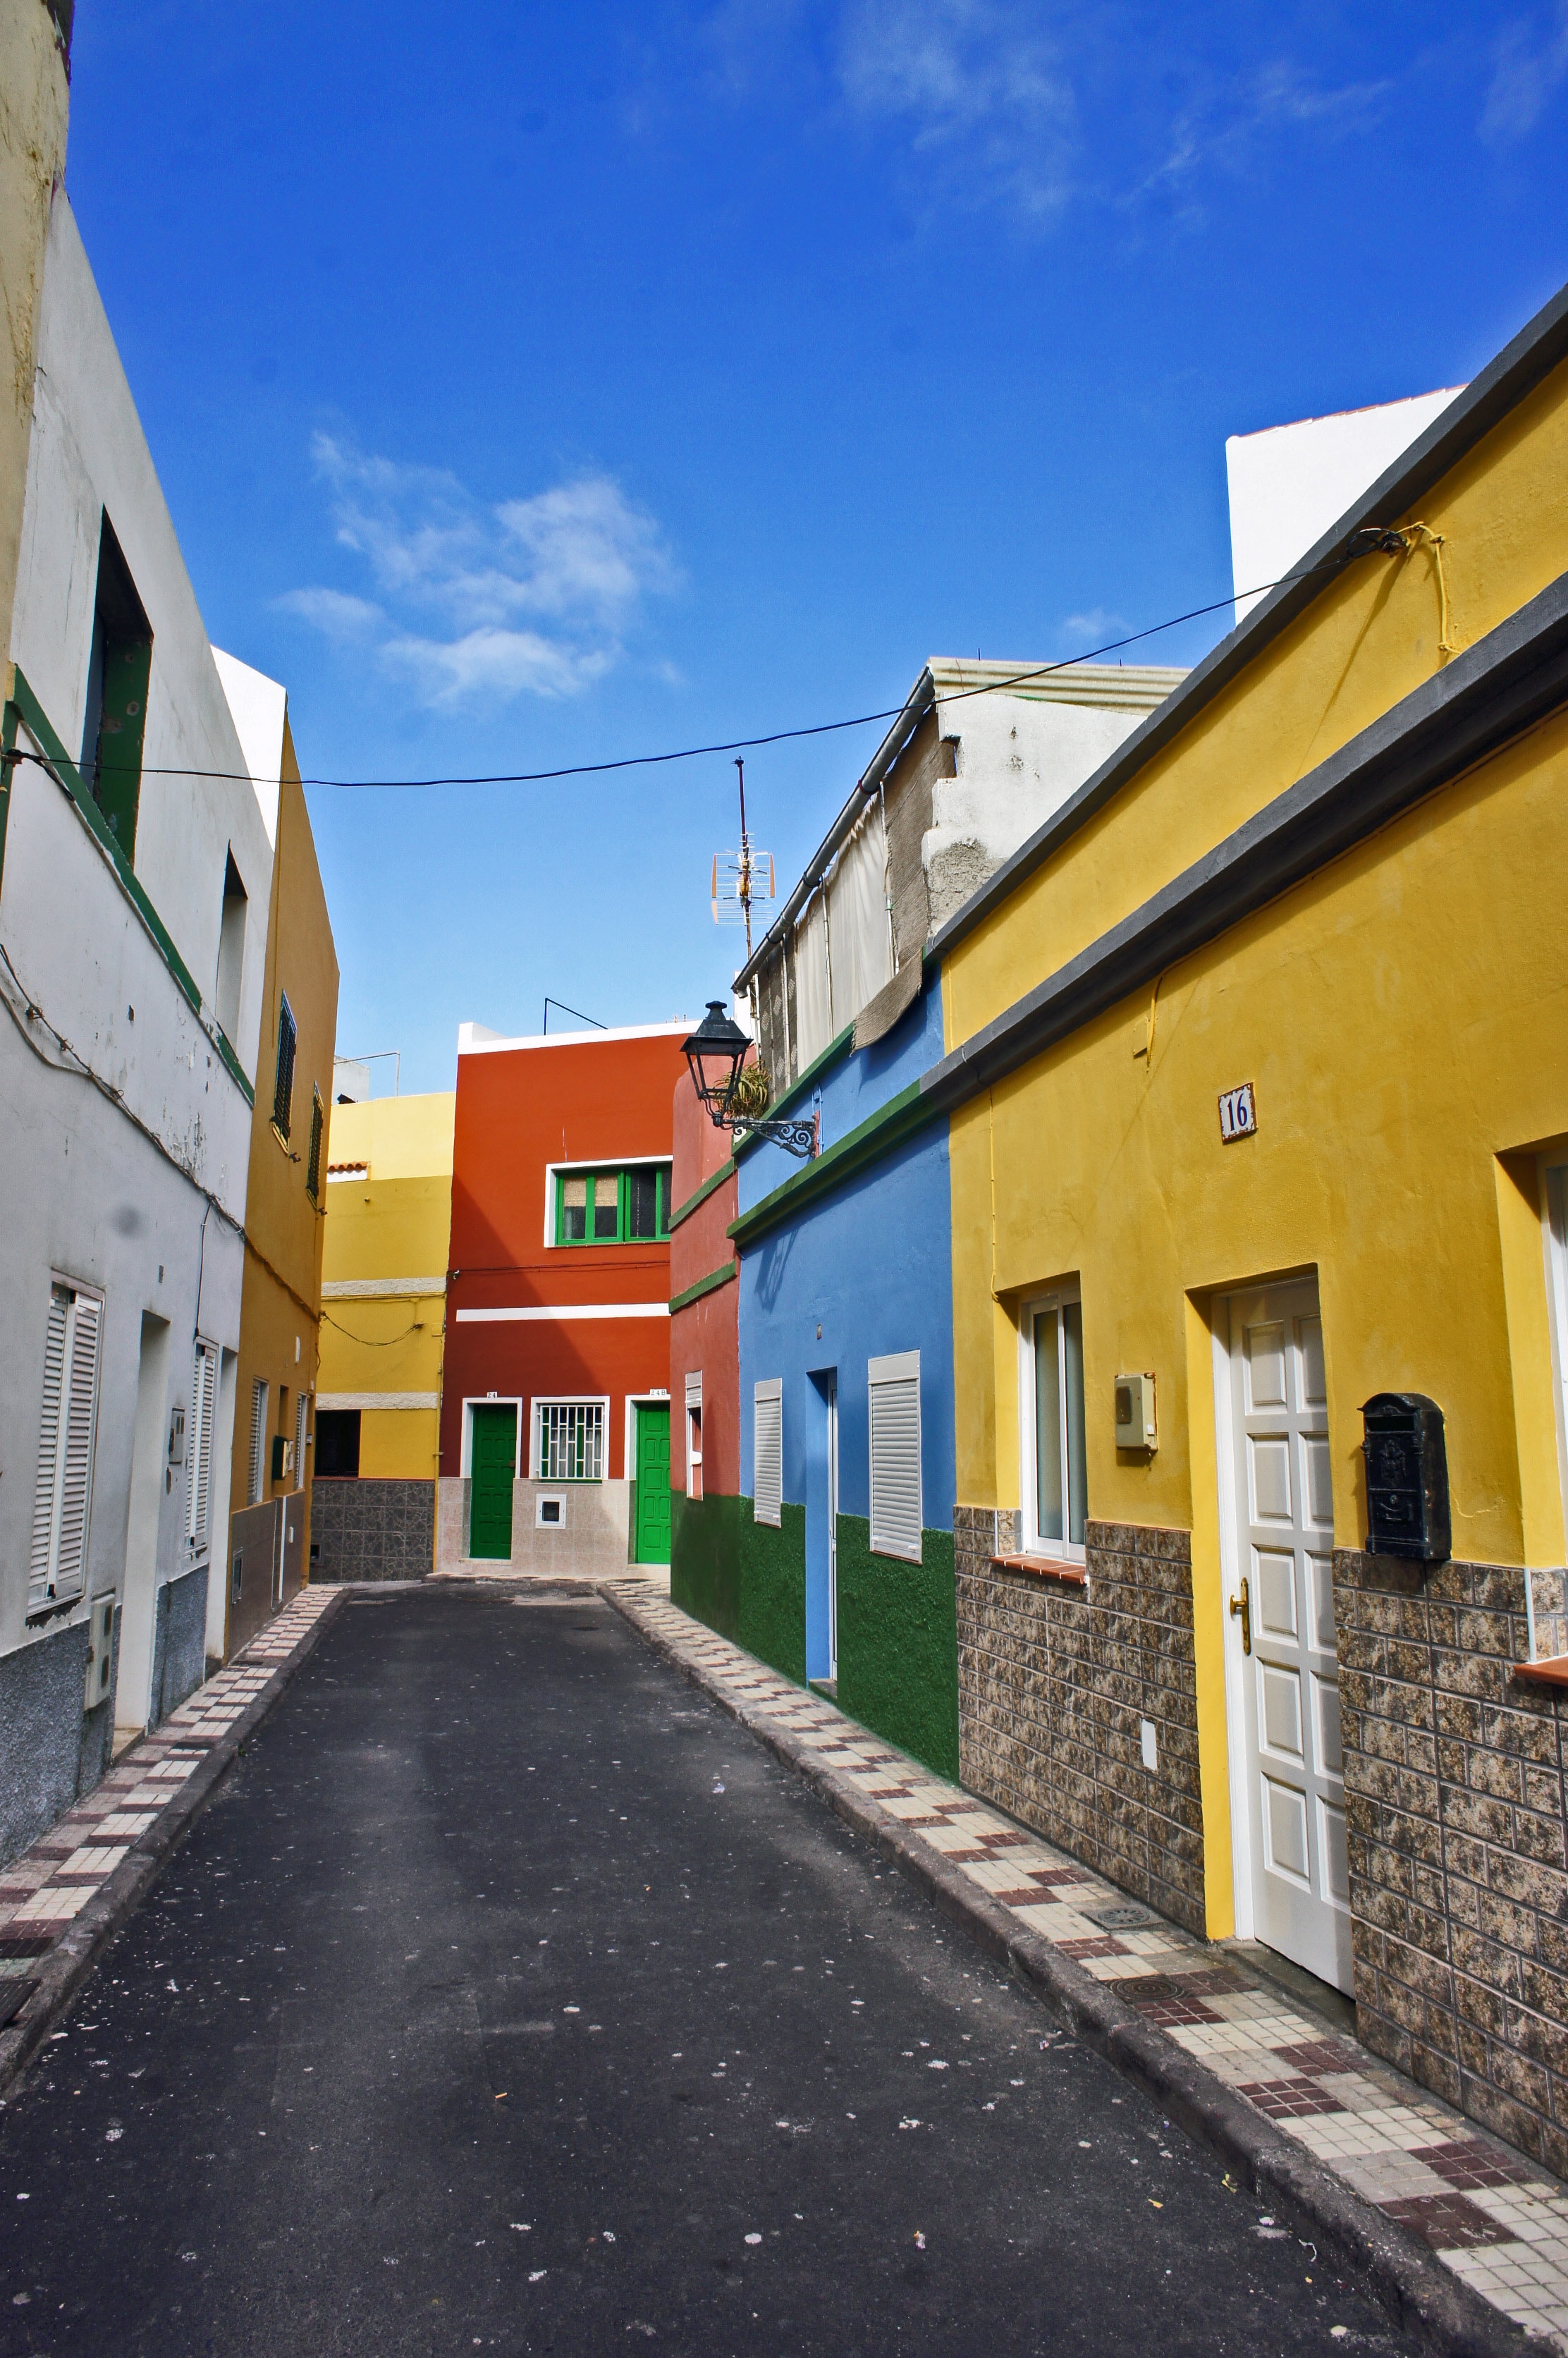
[216,653,339,1662]
[312,1089,454,1579]
[933,281,1568,2169]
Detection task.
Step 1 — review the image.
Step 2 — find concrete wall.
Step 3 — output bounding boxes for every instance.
[436,1475,631,1577]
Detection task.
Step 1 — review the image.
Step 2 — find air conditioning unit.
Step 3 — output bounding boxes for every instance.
[84,1593,116,1710]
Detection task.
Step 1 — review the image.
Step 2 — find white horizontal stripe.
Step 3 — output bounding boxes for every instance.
[321,1276,447,1300]
[314,1392,439,1411]
[455,1302,670,1323]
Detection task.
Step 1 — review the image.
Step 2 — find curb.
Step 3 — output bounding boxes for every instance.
[604,1583,1532,2358]
[0,1587,348,2103]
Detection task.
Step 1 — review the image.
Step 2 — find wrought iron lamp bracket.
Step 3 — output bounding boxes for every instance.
[725,1110,817,1159]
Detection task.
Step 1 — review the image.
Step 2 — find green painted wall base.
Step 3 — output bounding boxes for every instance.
[835,1515,960,1780]
[669,1492,957,1780]
[670,1491,745,1642]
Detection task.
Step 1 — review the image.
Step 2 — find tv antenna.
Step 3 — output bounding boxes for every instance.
[711,755,774,958]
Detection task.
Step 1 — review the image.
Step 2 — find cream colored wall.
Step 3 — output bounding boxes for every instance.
[317,1091,454,1482]
[0,1,68,669]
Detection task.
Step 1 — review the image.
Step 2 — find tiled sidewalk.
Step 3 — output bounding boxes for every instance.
[614,1585,1568,2352]
[0,1587,336,2019]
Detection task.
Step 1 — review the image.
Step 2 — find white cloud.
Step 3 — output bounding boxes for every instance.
[837,0,1077,226]
[281,435,677,706]
[1130,60,1390,210]
[1059,607,1128,653]
[1481,5,1568,144]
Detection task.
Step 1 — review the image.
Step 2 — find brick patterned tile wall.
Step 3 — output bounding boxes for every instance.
[310,1479,434,1582]
[1337,1546,1568,2180]
[955,1508,1206,1935]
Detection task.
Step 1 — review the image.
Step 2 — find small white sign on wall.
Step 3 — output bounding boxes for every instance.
[1218,1082,1258,1143]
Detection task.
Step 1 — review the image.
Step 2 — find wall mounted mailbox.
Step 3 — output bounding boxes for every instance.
[1361,1392,1450,1565]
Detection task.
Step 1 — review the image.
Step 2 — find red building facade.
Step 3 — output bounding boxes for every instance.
[438,1018,687,1575]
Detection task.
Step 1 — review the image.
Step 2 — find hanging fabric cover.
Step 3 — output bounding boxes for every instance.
[825,797,891,1035]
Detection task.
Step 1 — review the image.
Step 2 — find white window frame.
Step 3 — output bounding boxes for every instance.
[459,1395,524,1478]
[754,1378,783,1527]
[1018,1283,1088,1564]
[1543,1159,1568,1544]
[868,1349,922,1563]
[28,1276,104,1614]
[542,1156,675,1248]
[685,1370,703,1501]
[248,1377,269,1505]
[532,1395,609,1483]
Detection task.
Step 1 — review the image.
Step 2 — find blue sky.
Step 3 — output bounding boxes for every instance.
[66,1,1568,1091]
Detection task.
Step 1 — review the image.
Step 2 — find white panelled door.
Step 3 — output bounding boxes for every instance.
[1226,1280,1352,1994]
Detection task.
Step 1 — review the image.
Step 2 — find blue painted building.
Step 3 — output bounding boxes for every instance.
[731,968,957,1774]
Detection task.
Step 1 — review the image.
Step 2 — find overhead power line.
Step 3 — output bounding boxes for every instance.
[5,548,1378,797]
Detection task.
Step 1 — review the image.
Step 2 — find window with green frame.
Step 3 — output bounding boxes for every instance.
[554,1163,672,1245]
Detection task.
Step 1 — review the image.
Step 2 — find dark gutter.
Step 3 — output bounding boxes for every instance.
[928,273,1568,968]
[918,567,1568,1120]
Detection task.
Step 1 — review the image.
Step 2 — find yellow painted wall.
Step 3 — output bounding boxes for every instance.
[946,351,1568,1936]
[227,728,338,1655]
[316,1090,454,1483]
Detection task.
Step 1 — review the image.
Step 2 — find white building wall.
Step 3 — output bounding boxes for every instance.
[0,188,273,1861]
[1225,387,1464,625]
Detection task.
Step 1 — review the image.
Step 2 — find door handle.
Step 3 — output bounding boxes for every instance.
[1230,1575,1251,1656]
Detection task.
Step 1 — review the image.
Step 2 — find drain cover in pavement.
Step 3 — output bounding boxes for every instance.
[1084,1902,1158,1931]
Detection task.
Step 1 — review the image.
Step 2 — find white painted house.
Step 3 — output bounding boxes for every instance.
[0,189,274,1864]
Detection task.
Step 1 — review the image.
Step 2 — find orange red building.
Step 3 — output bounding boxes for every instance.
[438,1018,687,1575]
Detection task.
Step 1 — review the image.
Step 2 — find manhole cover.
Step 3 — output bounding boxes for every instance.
[1084,1902,1157,1932]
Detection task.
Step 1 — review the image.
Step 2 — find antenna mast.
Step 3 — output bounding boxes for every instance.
[735,756,753,959]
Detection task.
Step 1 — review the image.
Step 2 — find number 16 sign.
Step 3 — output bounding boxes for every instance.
[1218,1082,1257,1142]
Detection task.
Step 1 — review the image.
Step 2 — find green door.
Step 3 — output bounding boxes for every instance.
[632,1403,671,1564]
[469,1404,517,1560]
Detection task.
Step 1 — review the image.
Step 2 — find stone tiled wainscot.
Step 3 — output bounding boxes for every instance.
[955,1509,1205,1934]
[310,1478,434,1582]
[1337,1548,1568,2180]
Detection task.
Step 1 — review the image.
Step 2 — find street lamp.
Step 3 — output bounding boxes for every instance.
[680,1001,817,1158]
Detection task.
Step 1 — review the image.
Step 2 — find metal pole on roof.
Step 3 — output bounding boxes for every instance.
[735,757,753,961]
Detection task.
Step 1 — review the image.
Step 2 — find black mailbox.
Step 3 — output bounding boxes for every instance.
[1361,1393,1450,1565]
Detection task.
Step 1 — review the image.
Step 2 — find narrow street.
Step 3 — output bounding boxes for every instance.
[0,1587,1400,2356]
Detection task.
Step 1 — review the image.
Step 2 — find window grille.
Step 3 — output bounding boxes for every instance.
[29,1280,102,1611]
[868,1350,922,1563]
[272,994,297,1137]
[754,1379,783,1527]
[534,1399,605,1482]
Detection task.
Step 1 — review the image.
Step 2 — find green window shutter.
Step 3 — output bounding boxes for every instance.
[273,995,297,1137]
[305,1093,324,1201]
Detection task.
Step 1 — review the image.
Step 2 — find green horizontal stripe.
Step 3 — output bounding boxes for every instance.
[669,1258,738,1313]
[668,1156,735,1231]
[733,1022,855,1160]
[728,1077,932,1248]
[9,668,255,1107]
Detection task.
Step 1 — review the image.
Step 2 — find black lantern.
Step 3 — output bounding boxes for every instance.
[682,1002,750,1124]
[680,1000,817,1159]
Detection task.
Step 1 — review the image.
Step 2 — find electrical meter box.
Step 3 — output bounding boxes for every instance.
[1361,1392,1450,1565]
[167,1403,186,1466]
[84,1593,115,1711]
[1115,1372,1157,1451]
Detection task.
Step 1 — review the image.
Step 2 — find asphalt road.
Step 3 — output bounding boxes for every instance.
[0,1585,1408,2356]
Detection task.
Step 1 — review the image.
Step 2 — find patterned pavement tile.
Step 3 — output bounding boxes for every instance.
[615,1583,1568,2352]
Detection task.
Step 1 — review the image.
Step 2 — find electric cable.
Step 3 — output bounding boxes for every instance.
[2,546,1390,796]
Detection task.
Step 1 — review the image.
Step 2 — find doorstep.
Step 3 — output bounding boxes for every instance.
[606,1582,1568,2358]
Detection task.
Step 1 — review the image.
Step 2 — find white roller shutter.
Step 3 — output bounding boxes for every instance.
[754,1379,783,1527]
[29,1281,102,1611]
[868,1349,921,1563]
[188,1340,218,1555]
[249,1378,269,1505]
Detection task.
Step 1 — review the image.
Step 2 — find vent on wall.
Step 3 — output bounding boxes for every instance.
[868,1350,921,1563]
[754,1379,783,1527]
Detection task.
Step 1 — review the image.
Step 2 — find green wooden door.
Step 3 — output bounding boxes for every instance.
[469,1404,517,1560]
[632,1403,671,1564]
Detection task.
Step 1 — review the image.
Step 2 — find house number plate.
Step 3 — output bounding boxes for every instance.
[1218,1082,1257,1142]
